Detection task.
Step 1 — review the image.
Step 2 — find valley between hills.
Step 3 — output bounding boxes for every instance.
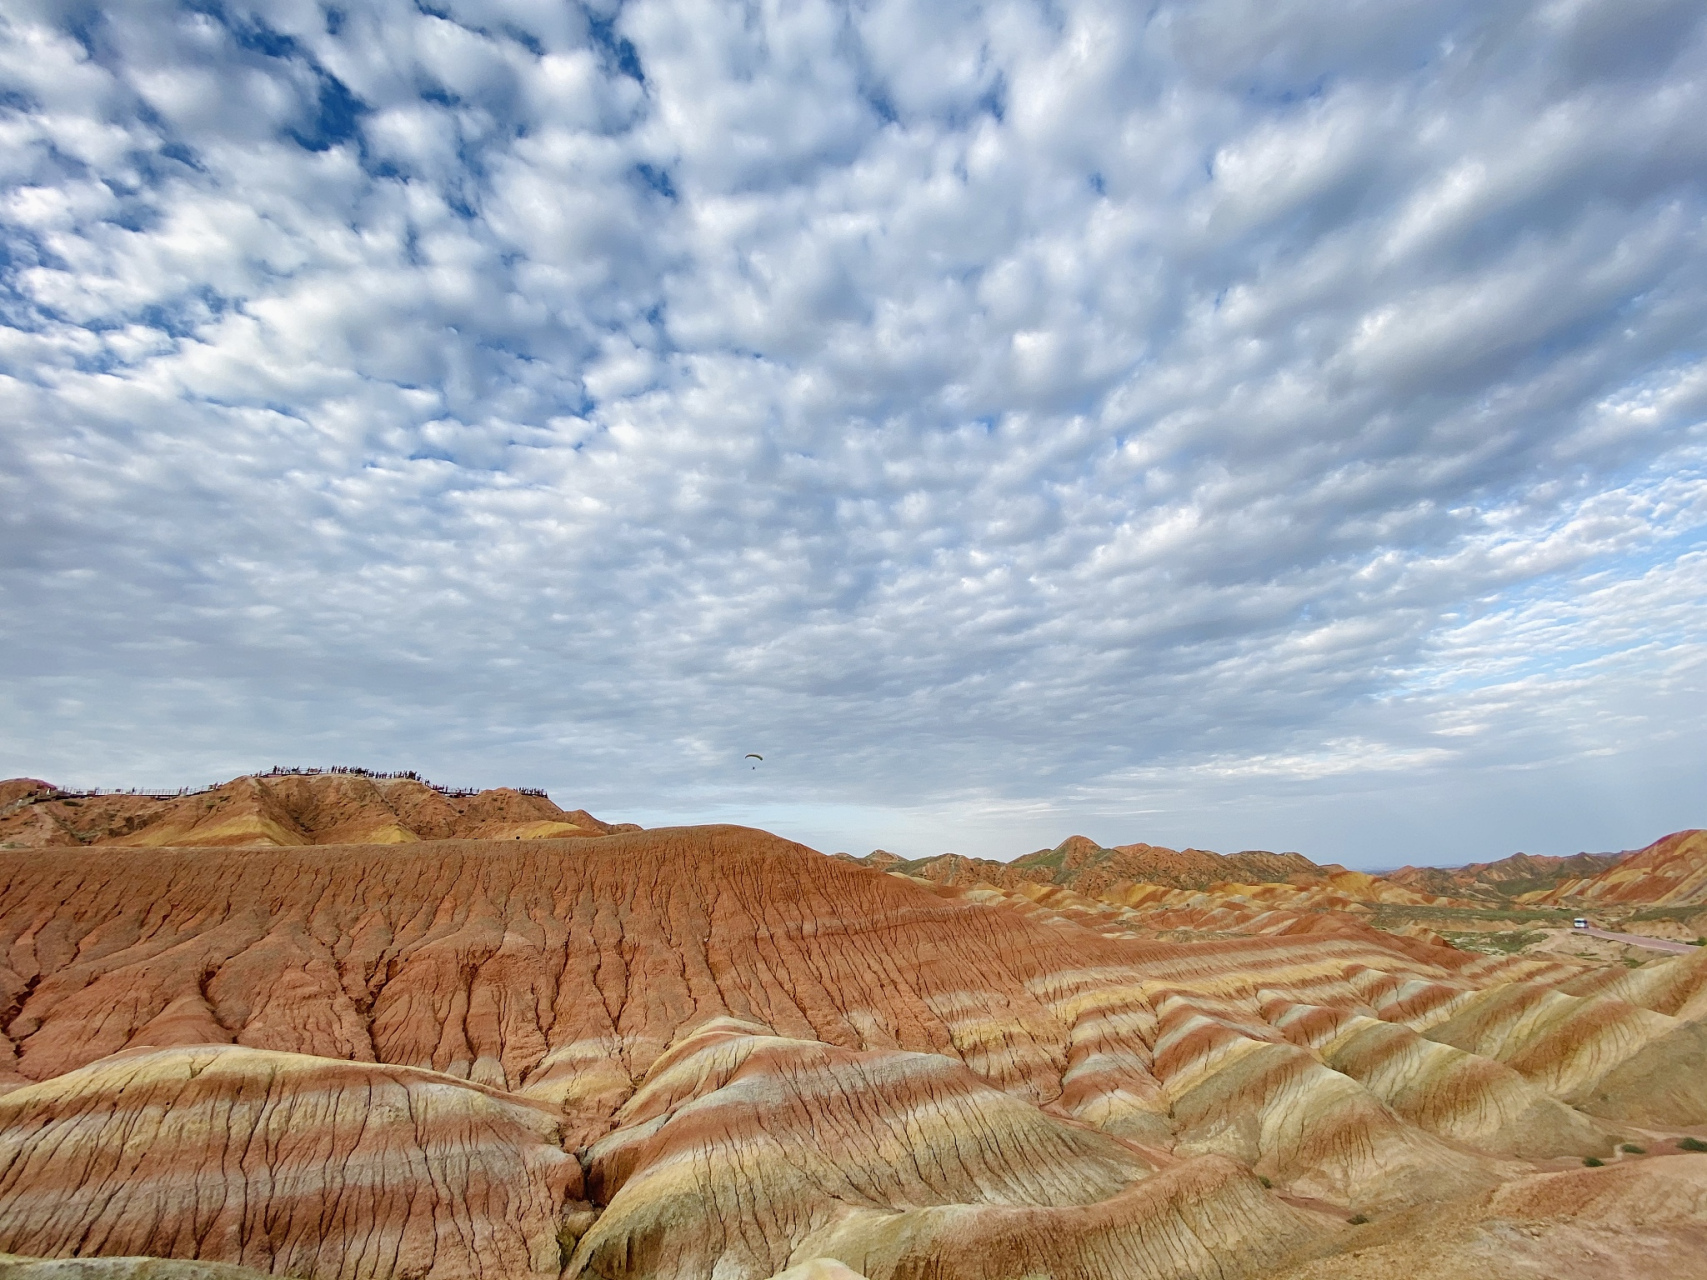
[0,771,1704,1280]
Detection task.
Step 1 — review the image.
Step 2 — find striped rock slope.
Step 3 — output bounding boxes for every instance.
[0,1047,585,1280]
[1525,828,1707,907]
[0,825,1705,1280]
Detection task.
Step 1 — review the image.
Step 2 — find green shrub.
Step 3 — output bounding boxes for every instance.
[1678,1136,1707,1152]
[1620,1143,1645,1154]
[1583,1156,1604,1167]
[1347,1214,1370,1225]
[1257,1175,1272,1188]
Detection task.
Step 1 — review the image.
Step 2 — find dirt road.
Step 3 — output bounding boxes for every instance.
[1578,927,1698,955]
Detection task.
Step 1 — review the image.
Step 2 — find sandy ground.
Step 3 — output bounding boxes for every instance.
[1522,927,1700,965]
[1576,927,1695,954]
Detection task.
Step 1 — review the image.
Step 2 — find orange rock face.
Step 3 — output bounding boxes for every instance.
[0,790,1704,1280]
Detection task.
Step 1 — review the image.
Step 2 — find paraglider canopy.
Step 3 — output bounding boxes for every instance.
[745,754,763,761]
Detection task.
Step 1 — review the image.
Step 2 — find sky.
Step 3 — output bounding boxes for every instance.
[2,0,1705,868]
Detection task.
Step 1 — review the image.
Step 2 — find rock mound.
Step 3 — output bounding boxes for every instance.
[802,1155,1323,1280]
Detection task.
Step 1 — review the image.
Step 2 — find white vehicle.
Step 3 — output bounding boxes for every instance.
[1572,917,1589,929]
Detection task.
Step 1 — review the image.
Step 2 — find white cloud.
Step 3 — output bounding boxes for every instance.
[2,0,1705,865]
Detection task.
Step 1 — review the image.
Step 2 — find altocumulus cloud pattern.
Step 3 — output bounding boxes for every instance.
[1,0,1705,863]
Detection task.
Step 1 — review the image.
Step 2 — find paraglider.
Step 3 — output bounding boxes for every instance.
[745,754,763,770]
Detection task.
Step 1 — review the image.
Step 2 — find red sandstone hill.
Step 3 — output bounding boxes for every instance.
[0,796,1705,1280]
[1524,829,1707,907]
[0,772,636,849]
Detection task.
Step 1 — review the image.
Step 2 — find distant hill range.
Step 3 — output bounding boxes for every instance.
[856,836,1330,895]
[1379,833,1707,909]
[859,829,1707,909]
[0,770,635,848]
[1381,850,1633,903]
